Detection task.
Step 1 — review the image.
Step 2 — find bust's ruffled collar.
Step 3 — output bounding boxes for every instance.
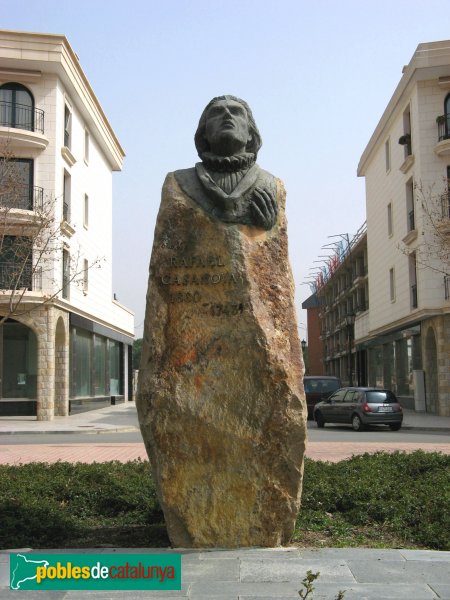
[200,151,256,173]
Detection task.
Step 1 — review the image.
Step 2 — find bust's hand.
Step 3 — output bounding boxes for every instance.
[250,187,278,230]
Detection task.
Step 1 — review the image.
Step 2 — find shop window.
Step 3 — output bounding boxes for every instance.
[109,340,121,395]
[93,336,107,396]
[71,328,92,397]
[1,321,37,398]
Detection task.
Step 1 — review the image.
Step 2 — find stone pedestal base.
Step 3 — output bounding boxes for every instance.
[137,173,307,547]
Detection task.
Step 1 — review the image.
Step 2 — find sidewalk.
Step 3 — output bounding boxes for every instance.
[0,402,449,465]
[0,401,449,436]
[0,401,141,435]
[1,547,450,599]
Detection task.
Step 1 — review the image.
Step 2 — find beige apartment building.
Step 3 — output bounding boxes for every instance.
[305,41,450,416]
[356,40,450,415]
[0,30,134,420]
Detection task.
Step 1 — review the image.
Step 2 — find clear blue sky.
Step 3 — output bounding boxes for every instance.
[2,0,450,338]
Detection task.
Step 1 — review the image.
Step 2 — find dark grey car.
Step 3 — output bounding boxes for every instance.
[313,387,403,431]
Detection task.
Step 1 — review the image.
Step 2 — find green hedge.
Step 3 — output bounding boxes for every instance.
[295,451,449,550]
[0,451,448,549]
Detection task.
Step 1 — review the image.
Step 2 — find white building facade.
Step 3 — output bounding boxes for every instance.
[357,41,450,416]
[0,30,134,420]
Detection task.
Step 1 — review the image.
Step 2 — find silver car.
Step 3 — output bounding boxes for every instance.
[313,387,403,431]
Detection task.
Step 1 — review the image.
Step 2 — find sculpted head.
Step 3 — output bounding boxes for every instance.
[195,95,262,159]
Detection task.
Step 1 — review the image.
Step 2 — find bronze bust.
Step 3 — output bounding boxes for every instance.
[175,95,278,230]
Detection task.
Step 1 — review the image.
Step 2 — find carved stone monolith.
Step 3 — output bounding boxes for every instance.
[137,95,307,547]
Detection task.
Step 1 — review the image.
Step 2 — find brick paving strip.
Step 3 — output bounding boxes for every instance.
[0,442,448,465]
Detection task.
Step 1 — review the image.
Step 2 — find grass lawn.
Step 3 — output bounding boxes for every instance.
[0,450,448,550]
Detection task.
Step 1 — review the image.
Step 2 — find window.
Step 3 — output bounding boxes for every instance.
[0,83,34,131]
[445,94,450,140]
[406,178,415,231]
[62,249,70,299]
[445,166,450,219]
[83,258,88,293]
[409,253,418,309]
[343,390,358,403]
[84,129,90,163]
[385,138,391,172]
[401,106,412,158]
[71,328,91,397]
[387,202,393,236]
[389,268,395,302]
[366,390,397,404]
[0,236,32,290]
[0,158,36,210]
[63,170,71,222]
[109,340,121,395]
[329,389,348,403]
[2,321,37,399]
[64,104,72,149]
[83,194,89,228]
[93,335,106,395]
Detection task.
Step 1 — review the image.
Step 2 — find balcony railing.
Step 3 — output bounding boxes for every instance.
[445,275,450,301]
[437,115,450,142]
[0,262,42,291]
[0,185,44,211]
[411,283,418,309]
[0,101,45,134]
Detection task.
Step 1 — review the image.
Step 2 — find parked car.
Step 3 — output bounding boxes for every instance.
[313,387,403,431]
[304,376,341,419]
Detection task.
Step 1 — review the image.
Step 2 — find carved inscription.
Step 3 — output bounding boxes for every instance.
[158,254,246,315]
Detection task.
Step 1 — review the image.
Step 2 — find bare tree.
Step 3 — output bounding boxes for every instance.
[0,145,103,325]
[399,178,450,278]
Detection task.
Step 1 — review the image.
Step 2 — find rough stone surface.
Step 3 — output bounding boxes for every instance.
[137,172,306,548]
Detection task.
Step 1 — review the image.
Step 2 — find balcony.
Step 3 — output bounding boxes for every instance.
[0,262,42,292]
[0,101,48,154]
[434,115,450,157]
[402,209,418,246]
[436,194,450,236]
[1,185,43,211]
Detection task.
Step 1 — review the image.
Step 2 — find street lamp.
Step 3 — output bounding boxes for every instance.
[301,339,307,353]
[345,313,355,386]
